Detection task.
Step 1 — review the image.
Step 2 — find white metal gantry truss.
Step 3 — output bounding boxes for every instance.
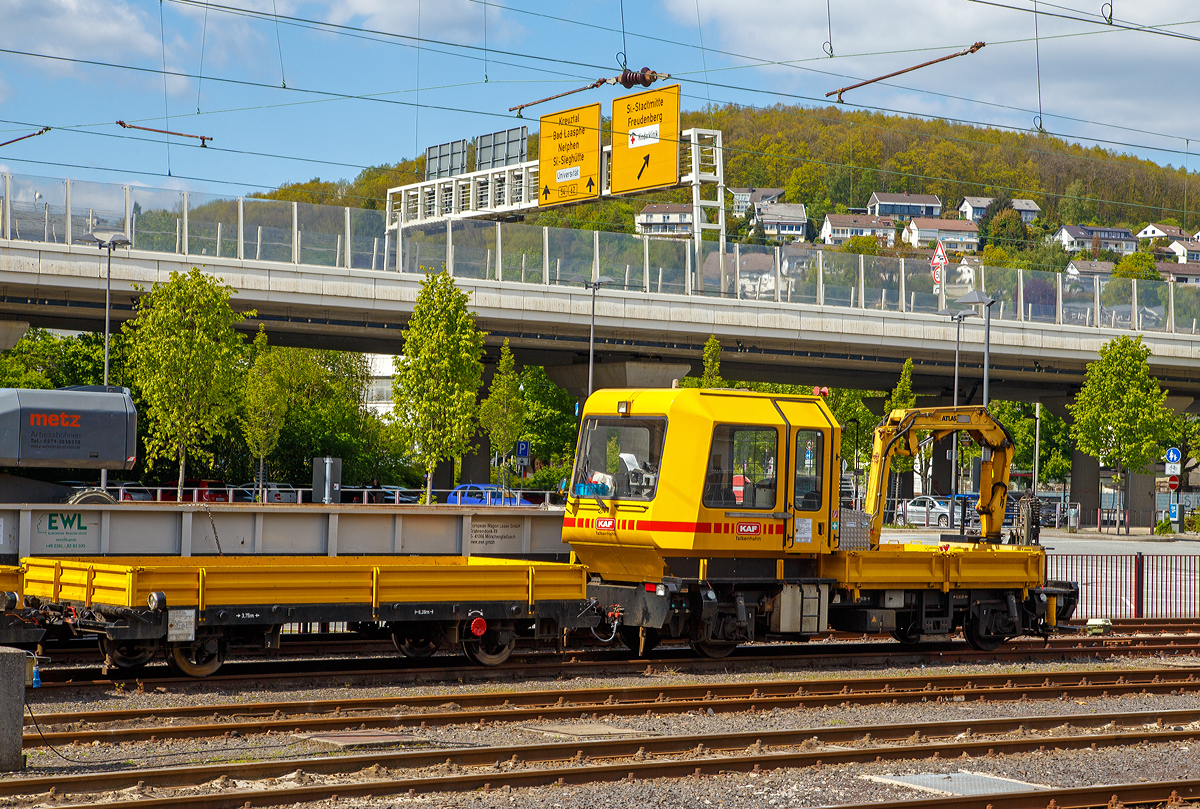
[386,128,726,287]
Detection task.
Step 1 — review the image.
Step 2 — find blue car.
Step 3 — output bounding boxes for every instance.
[446,484,533,506]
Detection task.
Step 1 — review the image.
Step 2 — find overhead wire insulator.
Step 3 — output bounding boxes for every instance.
[509,68,672,116]
[0,126,51,149]
[117,120,213,147]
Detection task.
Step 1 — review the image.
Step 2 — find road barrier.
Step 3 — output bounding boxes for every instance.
[1047,553,1200,619]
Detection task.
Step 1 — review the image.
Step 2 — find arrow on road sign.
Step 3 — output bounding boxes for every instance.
[637,154,649,179]
[586,177,595,191]
[542,185,550,199]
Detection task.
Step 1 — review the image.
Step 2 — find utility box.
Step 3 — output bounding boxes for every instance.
[0,386,137,469]
[312,457,342,504]
[1067,502,1081,533]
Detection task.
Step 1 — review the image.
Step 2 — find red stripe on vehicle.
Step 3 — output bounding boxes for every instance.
[636,521,710,533]
[563,518,576,527]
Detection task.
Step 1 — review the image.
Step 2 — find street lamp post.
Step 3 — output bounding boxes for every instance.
[938,307,979,530]
[568,275,615,398]
[955,289,997,407]
[75,232,132,491]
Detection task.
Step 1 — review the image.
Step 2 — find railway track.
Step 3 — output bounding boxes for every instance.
[29,632,1200,691]
[11,708,1200,808]
[32,618,1200,668]
[24,666,1200,746]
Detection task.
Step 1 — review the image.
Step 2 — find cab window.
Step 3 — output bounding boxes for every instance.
[704,425,777,510]
[794,430,824,511]
[572,417,666,501]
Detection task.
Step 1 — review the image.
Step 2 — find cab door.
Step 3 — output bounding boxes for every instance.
[772,399,836,553]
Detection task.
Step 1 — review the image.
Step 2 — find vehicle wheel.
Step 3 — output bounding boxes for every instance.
[98,636,158,669]
[395,637,439,658]
[68,488,117,505]
[690,641,737,659]
[963,623,1006,652]
[938,514,949,527]
[890,624,923,645]
[894,512,906,526]
[462,636,516,667]
[165,637,226,677]
[616,625,660,657]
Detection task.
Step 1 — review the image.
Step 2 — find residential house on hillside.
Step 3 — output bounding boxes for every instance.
[1065,259,1115,277]
[1053,225,1137,255]
[902,218,979,251]
[958,197,1042,224]
[1136,223,1190,241]
[755,203,808,240]
[635,203,692,237]
[867,192,940,219]
[1165,264,1200,285]
[728,187,784,218]
[1167,240,1200,264]
[819,213,895,247]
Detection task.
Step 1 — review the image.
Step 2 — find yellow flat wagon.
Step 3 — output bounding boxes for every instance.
[23,556,594,675]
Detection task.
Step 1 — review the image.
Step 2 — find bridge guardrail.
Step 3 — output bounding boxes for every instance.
[4,170,1200,336]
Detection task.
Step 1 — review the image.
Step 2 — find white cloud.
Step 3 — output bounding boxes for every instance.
[323,0,521,46]
[0,0,160,63]
[664,0,1200,151]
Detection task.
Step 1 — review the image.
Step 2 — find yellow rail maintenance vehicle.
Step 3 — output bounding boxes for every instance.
[563,388,1077,657]
[22,555,595,676]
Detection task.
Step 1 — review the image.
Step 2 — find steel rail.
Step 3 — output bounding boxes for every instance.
[816,781,1200,809]
[25,666,1200,727]
[25,671,1200,746]
[12,717,1200,807]
[33,635,1200,690]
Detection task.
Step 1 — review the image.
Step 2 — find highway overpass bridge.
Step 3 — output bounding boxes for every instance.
[2,236,1200,412]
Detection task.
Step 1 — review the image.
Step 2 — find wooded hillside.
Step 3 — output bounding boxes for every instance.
[252,103,1198,234]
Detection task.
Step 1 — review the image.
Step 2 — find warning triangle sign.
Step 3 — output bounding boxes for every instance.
[931,239,949,269]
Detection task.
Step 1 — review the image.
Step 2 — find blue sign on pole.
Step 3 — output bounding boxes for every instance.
[1170,503,1179,521]
[1166,447,1182,464]
[516,440,530,458]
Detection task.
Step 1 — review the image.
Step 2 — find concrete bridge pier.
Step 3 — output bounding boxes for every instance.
[544,361,693,400]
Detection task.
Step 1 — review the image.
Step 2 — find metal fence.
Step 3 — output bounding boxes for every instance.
[5,171,1200,337]
[1046,553,1200,619]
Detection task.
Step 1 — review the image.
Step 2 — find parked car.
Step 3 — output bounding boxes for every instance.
[896,496,952,527]
[158,479,229,502]
[232,482,299,503]
[446,484,533,506]
[110,481,153,502]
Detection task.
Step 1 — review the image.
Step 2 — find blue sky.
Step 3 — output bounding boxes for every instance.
[1,0,1198,200]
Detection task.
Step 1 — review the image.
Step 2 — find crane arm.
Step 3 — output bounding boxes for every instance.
[864,406,1015,545]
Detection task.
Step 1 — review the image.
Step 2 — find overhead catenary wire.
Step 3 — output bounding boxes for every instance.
[158,0,1200,151]
[158,0,172,176]
[5,35,1193,173]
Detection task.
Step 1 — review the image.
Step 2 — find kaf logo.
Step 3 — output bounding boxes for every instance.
[735,522,761,536]
[596,517,616,531]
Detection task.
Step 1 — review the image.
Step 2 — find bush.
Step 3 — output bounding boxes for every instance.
[1154,518,1174,535]
[1186,514,1199,533]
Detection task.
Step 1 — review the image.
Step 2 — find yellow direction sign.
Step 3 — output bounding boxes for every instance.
[538,102,601,207]
[610,84,681,195]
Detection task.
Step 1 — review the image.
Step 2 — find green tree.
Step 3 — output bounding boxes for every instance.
[885,359,917,473]
[1059,179,1097,225]
[976,195,1012,249]
[1067,335,1174,532]
[123,268,253,498]
[1113,251,1160,280]
[478,339,526,490]
[239,331,287,500]
[840,235,881,256]
[700,335,725,388]
[988,209,1028,251]
[520,366,577,463]
[990,400,1072,485]
[392,272,485,503]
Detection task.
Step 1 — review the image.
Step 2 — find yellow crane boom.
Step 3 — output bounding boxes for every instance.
[865,406,1015,545]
